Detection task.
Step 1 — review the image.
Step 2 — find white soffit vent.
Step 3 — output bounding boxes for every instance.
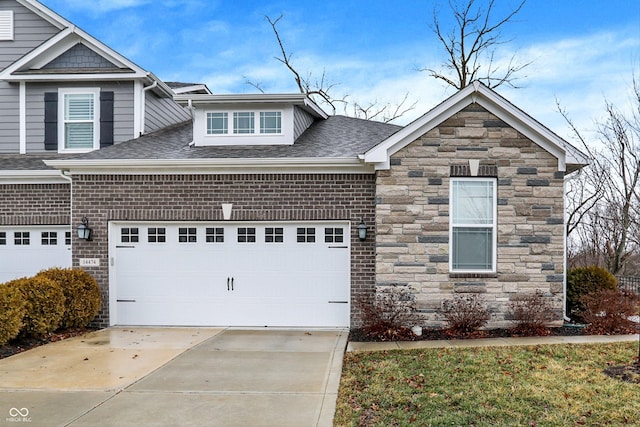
[0,10,13,41]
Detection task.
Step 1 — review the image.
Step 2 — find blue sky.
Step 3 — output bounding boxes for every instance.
[40,0,640,142]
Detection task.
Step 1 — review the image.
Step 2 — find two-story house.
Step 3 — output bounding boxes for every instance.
[1,0,588,329]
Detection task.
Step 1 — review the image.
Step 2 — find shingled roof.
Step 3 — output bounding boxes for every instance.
[64,115,401,161]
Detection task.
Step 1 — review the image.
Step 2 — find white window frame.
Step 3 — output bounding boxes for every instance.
[0,10,14,41]
[58,88,100,153]
[449,177,497,273]
[204,110,283,137]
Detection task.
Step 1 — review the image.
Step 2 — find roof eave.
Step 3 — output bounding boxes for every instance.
[0,169,68,184]
[44,157,372,174]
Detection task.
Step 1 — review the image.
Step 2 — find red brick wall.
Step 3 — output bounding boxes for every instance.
[0,183,70,225]
[72,173,376,327]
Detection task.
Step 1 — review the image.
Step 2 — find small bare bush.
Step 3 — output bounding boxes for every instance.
[507,290,557,335]
[580,289,639,335]
[439,294,490,336]
[356,284,422,341]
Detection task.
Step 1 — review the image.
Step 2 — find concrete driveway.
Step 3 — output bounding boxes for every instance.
[0,327,348,427]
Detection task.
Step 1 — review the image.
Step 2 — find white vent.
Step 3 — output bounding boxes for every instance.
[0,10,13,41]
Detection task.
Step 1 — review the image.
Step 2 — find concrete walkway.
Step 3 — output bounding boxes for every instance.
[347,333,640,352]
[0,327,348,427]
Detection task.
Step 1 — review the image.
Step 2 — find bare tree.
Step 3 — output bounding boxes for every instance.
[423,0,530,89]
[562,76,640,275]
[248,15,416,123]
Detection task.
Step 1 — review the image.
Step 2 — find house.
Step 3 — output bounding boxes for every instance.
[0,0,588,329]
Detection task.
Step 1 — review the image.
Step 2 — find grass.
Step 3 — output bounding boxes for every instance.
[335,342,640,426]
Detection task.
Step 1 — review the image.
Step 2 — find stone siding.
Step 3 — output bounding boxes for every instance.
[375,104,565,328]
[71,173,376,327]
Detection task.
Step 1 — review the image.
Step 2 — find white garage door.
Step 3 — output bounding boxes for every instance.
[110,222,350,327]
[0,226,72,283]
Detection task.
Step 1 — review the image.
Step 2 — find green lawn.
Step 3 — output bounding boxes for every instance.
[335,343,639,426]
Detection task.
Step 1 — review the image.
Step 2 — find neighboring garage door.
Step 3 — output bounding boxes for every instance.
[111,222,350,327]
[0,226,72,283]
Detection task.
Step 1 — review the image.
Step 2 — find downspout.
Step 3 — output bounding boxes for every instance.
[187,99,196,147]
[139,79,158,136]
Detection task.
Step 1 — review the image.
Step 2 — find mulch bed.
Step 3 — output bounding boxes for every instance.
[604,363,640,384]
[0,327,97,360]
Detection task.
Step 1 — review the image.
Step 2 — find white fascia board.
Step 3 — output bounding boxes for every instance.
[175,93,328,119]
[16,0,70,30]
[0,169,69,184]
[171,84,212,95]
[44,157,373,175]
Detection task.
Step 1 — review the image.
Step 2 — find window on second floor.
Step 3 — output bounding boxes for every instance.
[59,89,100,152]
[206,111,282,136]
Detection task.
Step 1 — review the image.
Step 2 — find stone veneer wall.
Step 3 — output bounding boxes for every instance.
[375,104,566,328]
[71,173,376,327]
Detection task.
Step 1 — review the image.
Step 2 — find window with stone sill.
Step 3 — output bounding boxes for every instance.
[450,178,497,273]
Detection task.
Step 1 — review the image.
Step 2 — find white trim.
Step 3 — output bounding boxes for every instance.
[0,170,71,184]
[449,177,497,273]
[19,82,26,154]
[57,87,101,153]
[134,80,143,137]
[16,0,70,30]
[197,106,291,146]
[44,157,374,175]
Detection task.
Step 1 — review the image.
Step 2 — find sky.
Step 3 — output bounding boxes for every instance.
[39,0,640,144]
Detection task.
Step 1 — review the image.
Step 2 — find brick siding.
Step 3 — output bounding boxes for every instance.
[0,183,70,225]
[71,173,376,327]
[376,104,566,328]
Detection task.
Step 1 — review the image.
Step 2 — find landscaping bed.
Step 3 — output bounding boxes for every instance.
[0,327,97,360]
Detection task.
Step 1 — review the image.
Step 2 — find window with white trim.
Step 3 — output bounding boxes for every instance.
[324,228,344,243]
[65,231,71,246]
[148,228,166,243]
[207,112,228,134]
[237,227,256,243]
[265,227,284,243]
[205,111,283,136]
[297,227,315,243]
[178,228,197,243]
[0,232,6,245]
[59,88,100,152]
[206,227,224,243]
[450,178,497,272]
[121,228,139,243]
[0,10,14,41]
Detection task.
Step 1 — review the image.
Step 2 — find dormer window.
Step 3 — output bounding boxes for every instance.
[206,111,282,136]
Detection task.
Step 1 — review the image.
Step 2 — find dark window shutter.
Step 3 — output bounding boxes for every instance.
[44,92,58,151]
[100,91,114,148]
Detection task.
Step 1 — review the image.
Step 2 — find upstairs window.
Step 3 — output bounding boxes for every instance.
[0,10,13,40]
[205,111,282,136]
[59,89,100,152]
[450,178,497,272]
[207,112,228,134]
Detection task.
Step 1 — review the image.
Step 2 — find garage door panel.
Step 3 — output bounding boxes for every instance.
[112,222,350,327]
[0,226,71,283]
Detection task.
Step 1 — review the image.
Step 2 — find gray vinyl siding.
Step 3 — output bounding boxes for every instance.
[25,81,135,153]
[293,106,315,140]
[0,81,18,153]
[145,93,191,133]
[0,0,60,70]
[43,43,117,69]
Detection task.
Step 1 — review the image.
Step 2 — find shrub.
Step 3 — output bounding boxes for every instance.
[6,276,65,337]
[439,294,491,336]
[507,290,557,335]
[356,284,422,341]
[580,289,639,335]
[0,284,27,345]
[37,268,101,328]
[567,266,617,318]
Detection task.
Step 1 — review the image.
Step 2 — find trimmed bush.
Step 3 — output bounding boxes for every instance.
[507,290,557,335]
[439,294,491,336]
[37,268,101,328]
[356,285,422,341]
[6,276,65,337]
[0,284,27,345]
[566,266,617,318]
[580,289,639,335]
